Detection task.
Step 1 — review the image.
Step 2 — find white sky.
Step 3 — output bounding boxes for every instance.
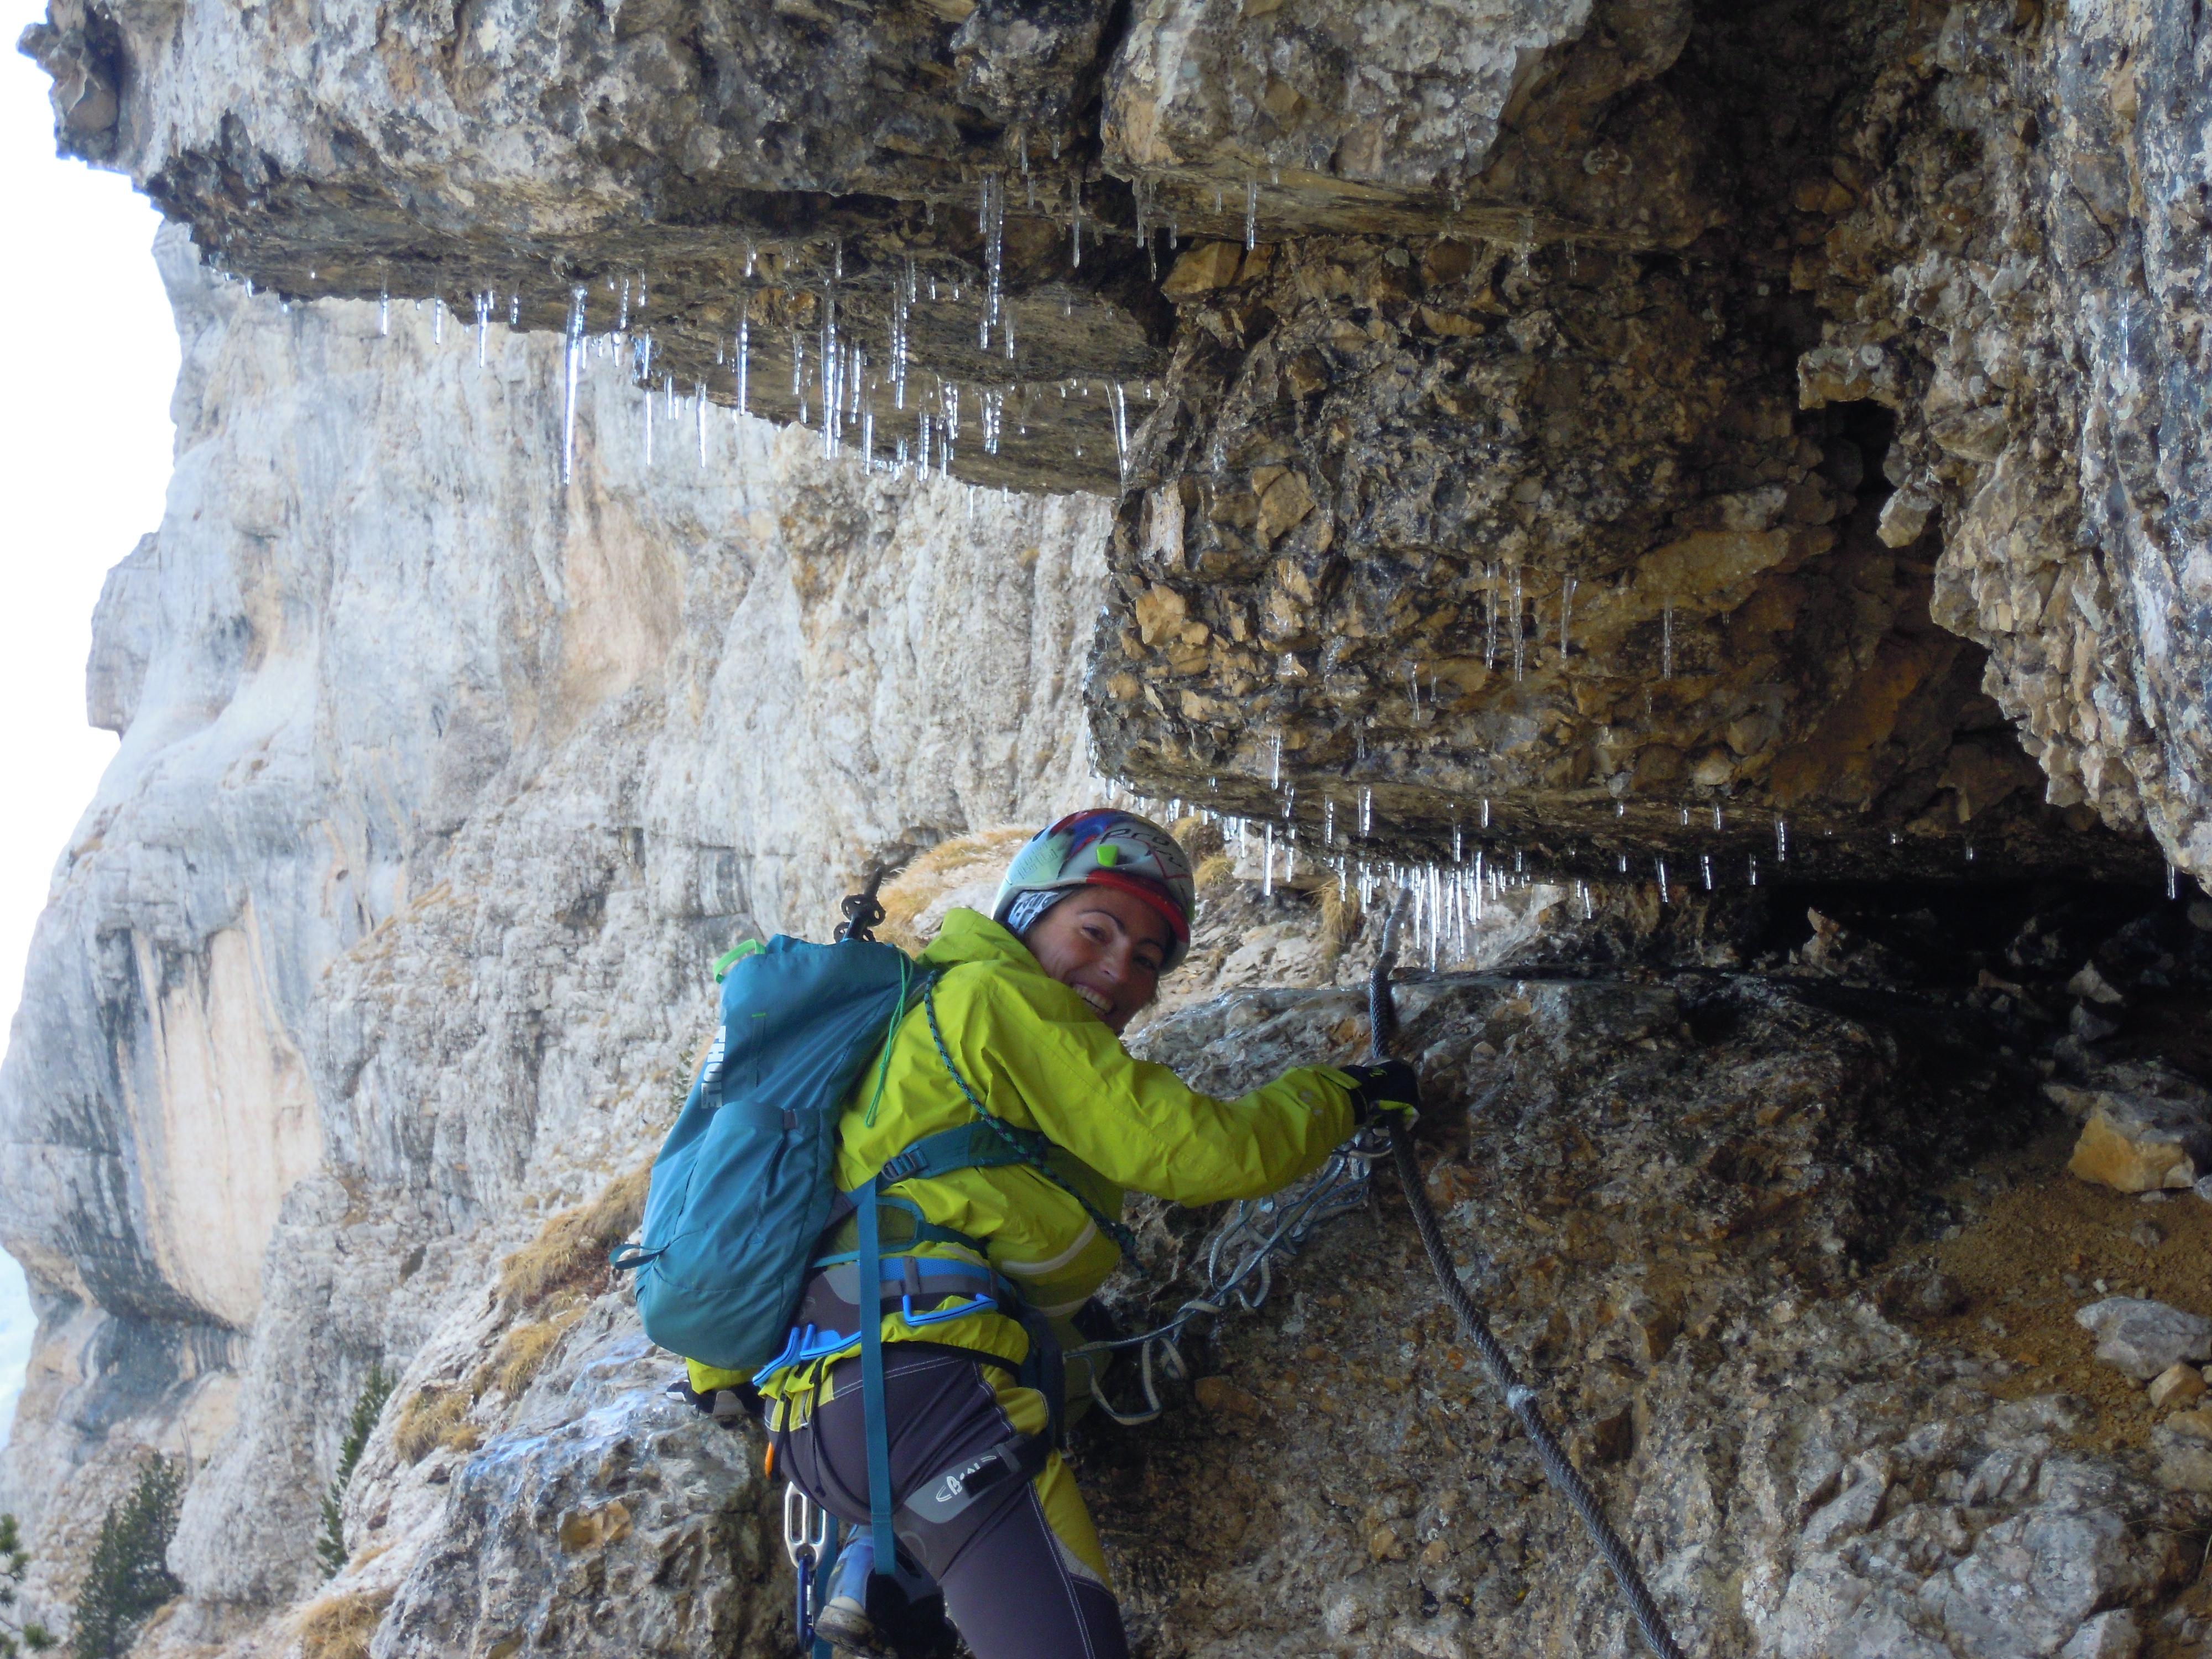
[0,7,181,1445]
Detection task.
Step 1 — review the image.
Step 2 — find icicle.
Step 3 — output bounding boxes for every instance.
[1559,575,1576,662]
[1244,176,1259,251]
[2169,861,2180,901]
[979,173,1005,352]
[561,285,587,485]
[696,382,708,467]
[475,292,492,364]
[643,373,654,467]
[1662,602,1675,678]
[619,276,632,333]
[1749,853,1760,886]
[509,294,520,326]
[1324,797,1335,846]
[1112,382,1130,480]
[1702,854,1713,891]
[1657,860,1670,904]
[1712,805,1724,831]
[1511,566,1525,680]
[1775,818,1788,862]
[1481,799,1490,830]
[1270,731,1283,789]
[1262,823,1275,896]
[822,286,840,460]
[1071,188,1084,269]
[1360,787,1373,837]
[1484,563,1499,671]
[736,295,751,417]
[380,281,390,336]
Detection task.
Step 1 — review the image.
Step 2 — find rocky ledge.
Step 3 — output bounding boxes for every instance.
[21,0,2210,885]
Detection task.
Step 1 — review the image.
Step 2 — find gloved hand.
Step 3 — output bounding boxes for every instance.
[1338,1059,1421,1125]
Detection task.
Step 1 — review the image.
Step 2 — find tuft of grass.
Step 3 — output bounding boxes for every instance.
[1170,815,1223,863]
[495,1165,651,1308]
[487,1316,577,1399]
[1192,851,1236,893]
[295,1592,389,1659]
[391,1388,475,1465]
[1317,884,1361,968]
[875,828,1032,952]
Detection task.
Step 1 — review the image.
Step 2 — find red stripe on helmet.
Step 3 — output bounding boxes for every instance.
[1080,870,1191,943]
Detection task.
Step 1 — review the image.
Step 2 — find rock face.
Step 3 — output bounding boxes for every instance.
[9,0,2212,1652]
[255,935,2212,1659]
[20,0,2212,881]
[0,228,1108,1632]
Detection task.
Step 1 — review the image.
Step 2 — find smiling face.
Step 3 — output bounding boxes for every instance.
[1020,885,1176,1034]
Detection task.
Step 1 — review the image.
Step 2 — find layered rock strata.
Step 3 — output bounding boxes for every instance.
[24,0,2206,881]
[0,229,1108,1633]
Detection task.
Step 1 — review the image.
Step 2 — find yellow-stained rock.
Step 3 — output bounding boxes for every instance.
[2151,1364,2209,1409]
[1161,242,1244,297]
[1193,1375,1266,1420]
[2068,1102,2209,1193]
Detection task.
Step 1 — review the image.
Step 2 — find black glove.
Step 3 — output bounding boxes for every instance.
[1340,1060,1421,1124]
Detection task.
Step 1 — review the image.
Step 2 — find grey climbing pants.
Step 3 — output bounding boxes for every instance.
[773,1343,1129,1659]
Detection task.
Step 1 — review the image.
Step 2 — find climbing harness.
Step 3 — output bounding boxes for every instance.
[1368,892,1688,1659]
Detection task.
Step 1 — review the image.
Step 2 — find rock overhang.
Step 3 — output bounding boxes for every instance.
[19,0,2202,887]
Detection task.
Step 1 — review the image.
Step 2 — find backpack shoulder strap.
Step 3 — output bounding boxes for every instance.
[922,977,1143,1261]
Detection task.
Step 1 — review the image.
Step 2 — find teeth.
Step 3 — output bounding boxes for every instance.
[1074,985,1112,1016]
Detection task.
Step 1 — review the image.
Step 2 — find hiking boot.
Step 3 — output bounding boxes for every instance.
[813,1594,894,1658]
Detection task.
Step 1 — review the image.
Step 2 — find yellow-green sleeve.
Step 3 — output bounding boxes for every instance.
[944,967,1358,1204]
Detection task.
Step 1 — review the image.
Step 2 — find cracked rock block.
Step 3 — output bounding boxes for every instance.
[2073,1297,2212,1381]
[1091,225,2155,880]
[373,1322,778,1659]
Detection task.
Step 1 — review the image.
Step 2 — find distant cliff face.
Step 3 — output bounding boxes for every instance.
[0,225,1108,1629]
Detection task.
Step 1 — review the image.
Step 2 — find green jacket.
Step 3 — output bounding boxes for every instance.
[747,906,1358,1408]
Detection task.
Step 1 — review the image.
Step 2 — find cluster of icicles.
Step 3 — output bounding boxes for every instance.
[1094,779,1830,970]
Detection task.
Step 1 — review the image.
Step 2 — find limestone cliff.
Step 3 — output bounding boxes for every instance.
[0,225,1108,1634]
[7,0,2212,1653]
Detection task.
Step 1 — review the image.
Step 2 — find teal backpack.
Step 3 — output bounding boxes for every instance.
[613,928,932,1370]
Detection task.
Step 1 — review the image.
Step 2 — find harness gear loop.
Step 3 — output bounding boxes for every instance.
[1368,891,1688,1659]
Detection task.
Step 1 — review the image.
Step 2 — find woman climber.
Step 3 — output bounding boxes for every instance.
[751,809,1420,1659]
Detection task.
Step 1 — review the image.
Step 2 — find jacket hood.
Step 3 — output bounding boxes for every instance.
[921,906,1046,974]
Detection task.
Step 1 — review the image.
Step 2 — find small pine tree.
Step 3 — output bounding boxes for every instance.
[316,1366,395,1578]
[0,1512,56,1656]
[70,1458,182,1659]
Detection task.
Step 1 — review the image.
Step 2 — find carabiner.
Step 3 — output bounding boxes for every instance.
[782,1480,830,1568]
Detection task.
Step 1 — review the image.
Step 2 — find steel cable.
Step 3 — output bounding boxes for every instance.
[1370,893,1688,1659]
